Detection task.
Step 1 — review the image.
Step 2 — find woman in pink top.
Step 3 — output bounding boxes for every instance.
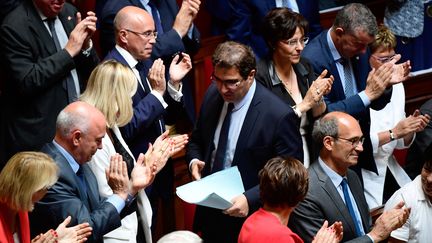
[238,157,342,243]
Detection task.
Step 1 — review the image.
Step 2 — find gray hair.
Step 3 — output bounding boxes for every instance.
[212,41,256,80]
[312,116,339,144]
[333,3,378,36]
[157,231,203,243]
[56,108,90,138]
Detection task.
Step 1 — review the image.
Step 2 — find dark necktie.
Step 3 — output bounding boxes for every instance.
[147,1,164,34]
[340,58,355,98]
[76,166,88,197]
[341,178,363,237]
[135,61,152,93]
[212,103,234,173]
[46,18,77,103]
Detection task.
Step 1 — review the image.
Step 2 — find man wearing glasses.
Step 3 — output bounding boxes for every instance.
[289,111,411,243]
[186,41,303,242]
[104,6,192,241]
[302,3,411,180]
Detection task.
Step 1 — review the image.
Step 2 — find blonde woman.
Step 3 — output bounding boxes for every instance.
[80,60,187,242]
[0,152,92,243]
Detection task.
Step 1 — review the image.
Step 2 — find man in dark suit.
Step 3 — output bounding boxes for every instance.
[289,111,410,243]
[0,0,99,166]
[227,0,322,59]
[302,3,400,178]
[104,6,192,235]
[405,98,432,179]
[186,41,303,242]
[30,101,156,242]
[99,0,200,124]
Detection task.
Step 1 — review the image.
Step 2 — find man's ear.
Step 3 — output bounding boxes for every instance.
[323,136,334,151]
[334,27,345,37]
[71,130,82,147]
[118,29,128,44]
[248,69,256,81]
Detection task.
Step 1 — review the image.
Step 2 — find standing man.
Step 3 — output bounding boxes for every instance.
[104,6,192,237]
[30,101,157,242]
[0,0,99,166]
[302,3,408,177]
[186,41,303,242]
[99,0,200,128]
[289,111,410,242]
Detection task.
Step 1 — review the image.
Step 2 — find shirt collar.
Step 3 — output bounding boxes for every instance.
[53,140,80,173]
[318,157,345,188]
[327,28,342,62]
[115,45,138,69]
[231,80,256,112]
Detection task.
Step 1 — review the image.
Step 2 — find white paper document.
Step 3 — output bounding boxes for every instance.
[176,166,245,210]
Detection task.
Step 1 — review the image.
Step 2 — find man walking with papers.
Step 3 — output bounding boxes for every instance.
[186,41,303,243]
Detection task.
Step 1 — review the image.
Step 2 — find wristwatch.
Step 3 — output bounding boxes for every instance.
[389,130,396,141]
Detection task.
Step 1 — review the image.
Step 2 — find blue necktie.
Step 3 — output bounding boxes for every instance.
[46,18,77,103]
[212,103,234,173]
[340,58,356,98]
[147,1,164,34]
[76,166,88,197]
[341,178,363,237]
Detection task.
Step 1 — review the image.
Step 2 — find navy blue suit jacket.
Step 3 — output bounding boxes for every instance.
[227,0,322,59]
[302,30,392,174]
[30,143,132,242]
[99,0,200,60]
[186,82,303,241]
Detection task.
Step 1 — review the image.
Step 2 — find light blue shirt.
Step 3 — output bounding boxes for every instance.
[211,81,256,170]
[52,140,126,213]
[318,157,366,236]
[275,0,299,12]
[326,29,370,107]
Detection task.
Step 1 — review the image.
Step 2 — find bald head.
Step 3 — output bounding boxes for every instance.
[313,112,363,175]
[55,101,106,164]
[113,6,156,60]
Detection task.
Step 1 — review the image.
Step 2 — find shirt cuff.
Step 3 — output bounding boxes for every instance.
[358,91,371,107]
[167,81,183,102]
[189,158,201,173]
[81,39,93,57]
[187,24,194,39]
[107,194,126,213]
[150,90,168,109]
[370,132,379,154]
[366,233,375,243]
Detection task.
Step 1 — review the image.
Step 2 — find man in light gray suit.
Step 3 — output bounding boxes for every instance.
[289,111,410,242]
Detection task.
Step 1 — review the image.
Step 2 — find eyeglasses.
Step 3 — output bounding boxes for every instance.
[282,37,309,47]
[125,29,158,39]
[211,73,242,88]
[372,53,397,63]
[333,136,365,147]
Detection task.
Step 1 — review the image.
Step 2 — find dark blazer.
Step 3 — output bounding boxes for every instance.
[227,0,322,59]
[105,48,184,204]
[302,30,392,175]
[0,1,99,165]
[30,143,131,242]
[99,0,200,60]
[186,82,303,242]
[289,161,373,243]
[99,0,199,122]
[256,57,320,163]
[405,98,432,178]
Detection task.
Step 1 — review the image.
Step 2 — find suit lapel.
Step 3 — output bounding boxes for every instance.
[312,162,359,235]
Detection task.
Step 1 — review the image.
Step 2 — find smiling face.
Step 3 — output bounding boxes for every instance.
[421,167,432,202]
[34,0,65,18]
[323,113,364,175]
[274,27,305,65]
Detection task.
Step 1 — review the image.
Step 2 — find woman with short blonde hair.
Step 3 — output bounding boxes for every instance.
[0,151,92,243]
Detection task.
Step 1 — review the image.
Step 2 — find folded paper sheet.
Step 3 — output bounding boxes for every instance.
[176,166,245,210]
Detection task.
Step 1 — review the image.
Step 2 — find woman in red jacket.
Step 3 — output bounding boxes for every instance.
[0,152,92,243]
